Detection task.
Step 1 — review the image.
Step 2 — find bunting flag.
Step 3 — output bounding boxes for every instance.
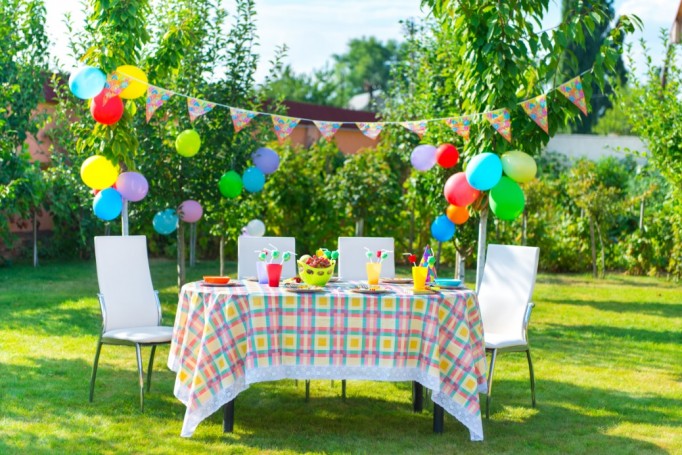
[313,120,342,141]
[187,97,216,122]
[558,76,588,115]
[356,122,384,140]
[485,108,512,143]
[444,116,472,141]
[145,86,172,123]
[103,72,131,103]
[401,120,428,138]
[272,115,300,142]
[230,107,258,133]
[520,94,549,134]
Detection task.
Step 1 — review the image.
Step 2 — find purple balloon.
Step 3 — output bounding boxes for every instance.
[411,145,437,171]
[116,172,148,202]
[178,200,203,223]
[252,147,280,174]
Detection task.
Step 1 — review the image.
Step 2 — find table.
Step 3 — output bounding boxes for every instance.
[168,280,488,441]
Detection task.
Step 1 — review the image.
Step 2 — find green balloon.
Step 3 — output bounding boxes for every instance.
[175,129,201,157]
[489,176,525,220]
[218,171,243,198]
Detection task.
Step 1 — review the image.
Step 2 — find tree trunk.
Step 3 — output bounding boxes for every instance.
[121,200,129,236]
[595,221,606,279]
[189,222,197,267]
[522,208,528,246]
[177,222,186,289]
[639,198,645,231]
[219,235,225,276]
[475,207,488,291]
[355,218,364,237]
[589,218,597,278]
[455,251,465,281]
[436,241,442,267]
[32,210,38,268]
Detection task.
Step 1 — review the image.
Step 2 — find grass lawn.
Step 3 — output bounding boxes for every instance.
[0,258,680,454]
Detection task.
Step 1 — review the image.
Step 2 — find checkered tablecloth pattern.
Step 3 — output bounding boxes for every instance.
[168,281,487,440]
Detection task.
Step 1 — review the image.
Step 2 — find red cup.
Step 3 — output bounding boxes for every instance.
[266,263,283,287]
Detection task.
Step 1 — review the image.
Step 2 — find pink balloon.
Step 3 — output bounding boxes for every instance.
[179,200,203,223]
[444,172,481,206]
[116,172,148,202]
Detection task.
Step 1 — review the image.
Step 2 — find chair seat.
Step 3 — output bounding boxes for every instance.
[103,326,173,344]
[484,332,528,350]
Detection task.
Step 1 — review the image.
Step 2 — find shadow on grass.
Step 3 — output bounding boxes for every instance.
[541,297,682,318]
[536,273,678,289]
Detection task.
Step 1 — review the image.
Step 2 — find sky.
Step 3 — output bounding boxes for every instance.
[45,0,678,83]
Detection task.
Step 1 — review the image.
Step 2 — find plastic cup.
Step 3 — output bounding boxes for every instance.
[412,266,428,291]
[266,263,283,287]
[366,262,382,285]
[256,261,268,284]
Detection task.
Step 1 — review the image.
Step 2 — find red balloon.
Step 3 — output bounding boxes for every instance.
[436,143,459,168]
[444,172,480,206]
[90,92,124,125]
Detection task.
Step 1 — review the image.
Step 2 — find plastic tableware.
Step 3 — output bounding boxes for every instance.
[266,263,283,287]
[256,262,269,284]
[412,266,428,291]
[434,278,462,287]
[366,262,382,285]
[203,276,230,285]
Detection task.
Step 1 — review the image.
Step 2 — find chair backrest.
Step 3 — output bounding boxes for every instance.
[237,236,296,279]
[337,237,395,280]
[94,236,160,333]
[477,244,539,339]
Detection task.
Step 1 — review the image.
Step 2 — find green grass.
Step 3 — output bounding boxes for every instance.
[0,259,680,454]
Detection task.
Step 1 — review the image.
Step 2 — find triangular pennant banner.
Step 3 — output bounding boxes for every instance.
[443,116,472,141]
[103,72,131,103]
[313,120,342,141]
[485,108,512,143]
[356,122,384,140]
[520,94,549,134]
[187,97,216,122]
[271,115,300,142]
[558,76,588,115]
[145,86,172,123]
[400,120,428,138]
[230,107,258,133]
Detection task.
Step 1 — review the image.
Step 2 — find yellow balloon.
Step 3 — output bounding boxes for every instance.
[501,151,537,183]
[80,155,120,190]
[116,65,147,99]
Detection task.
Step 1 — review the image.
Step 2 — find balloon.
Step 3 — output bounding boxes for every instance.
[116,172,148,202]
[501,151,537,183]
[153,208,178,235]
[410,144,437,171]
[242,166,265,193]
[490,176,525,220]
[69,66,106,99]
[218,171,243,198]
[178,200,203,223]
[252,147,280,174]
[175,129,201,157]
[444,172,481,206]
[245,219,266,237]
[446,205,470,225]
[90,91,124,125]
[431,215,456,242]
[436,143,459,168]
[116,65,148,99]
[81,155,119,190]
[93,188,123,221]
[465,152,503,191]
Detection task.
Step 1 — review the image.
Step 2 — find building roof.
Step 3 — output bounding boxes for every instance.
[281,100,378,124]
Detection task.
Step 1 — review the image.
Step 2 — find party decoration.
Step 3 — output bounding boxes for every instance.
[501,151,537,183]
[175,129,201,157]
[90,91,124,125]
[102,72,131,103]
[116,65,148,99]
[465,152,503,191]
[242,166,265,193]
[558,76,588,115]
[443,172,481,206]
[153,208,178,235]
[146,86,172,122]
[116,172,148,202]
[401,120,428,138]
[271,115,300,142]
[313,121,342,141]
[410,144,437,171]
[69,66,106,99]
[431,215,456,242]
[178,200,203,223]
[187,97,215,122]
[93,188,123,221]
[418,245,438,282]
[444,116,471,141]
[436,143,459,168]
[364,247,392,263]
[245,219,266,237]
[520,94,549,134]
[485,108,512,143]
[252,147,280,174]
[356,122,384,140]
[489,176,525,220]
[218,171,243,198]
[446,205,469,225]
[230,107,257,133]
[80,155,119,190]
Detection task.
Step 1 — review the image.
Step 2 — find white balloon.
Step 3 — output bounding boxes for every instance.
[246,219,265,237]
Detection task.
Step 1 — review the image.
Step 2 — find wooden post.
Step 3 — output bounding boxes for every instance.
[219,235,225,276]
[189,222,197,267]
[177,222,186,288]
[32,211,38,267]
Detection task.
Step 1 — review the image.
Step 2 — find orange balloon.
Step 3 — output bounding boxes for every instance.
[446,205,470,225]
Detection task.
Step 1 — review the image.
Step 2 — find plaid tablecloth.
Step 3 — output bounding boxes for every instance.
[168,280,487,440]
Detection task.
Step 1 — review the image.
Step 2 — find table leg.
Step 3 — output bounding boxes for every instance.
[412,381,423,412]
[223,400,235,433]
[433,403,444,433]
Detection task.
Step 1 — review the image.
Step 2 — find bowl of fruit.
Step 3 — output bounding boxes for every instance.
[297,252,337,287]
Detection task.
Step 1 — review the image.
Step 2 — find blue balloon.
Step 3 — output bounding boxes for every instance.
[93,188,123,221]
[242,166,265,193]
[252,147,280,174]
[153,209,178,235]
[69,66,106,100]
[431,215,456,242]
[465,152,503,191]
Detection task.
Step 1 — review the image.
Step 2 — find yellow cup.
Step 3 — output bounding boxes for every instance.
[366,262,382,285]
[412,266,428,291]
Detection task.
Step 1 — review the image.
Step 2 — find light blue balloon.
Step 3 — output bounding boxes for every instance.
[69,66,106,100]
[93,188,123,221]
[465,152,503,191]
[242,166,265,193]
[153,208,178,235]
[431,215,456,242]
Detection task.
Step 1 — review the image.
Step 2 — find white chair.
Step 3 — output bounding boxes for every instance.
[477,244,540,418]
[90,236,173,411]
[237,236,296,279]
[337,237,395,280]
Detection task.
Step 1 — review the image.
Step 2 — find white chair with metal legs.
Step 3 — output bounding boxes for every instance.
[477,244,540,418]
[90,235,173,411]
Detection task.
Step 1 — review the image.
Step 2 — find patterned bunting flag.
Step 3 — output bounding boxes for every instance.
[484,108,512,143]
[520,94,549,134]
[230,107,258,133]
[558,76,588,115]
[400,120,428,138]
[356,122,384,140]
[187,97,216,122]
[313,120,342,141]
[103,72,131,103]
[145,86,172,123]
[271,115,300,142]
[444,116,472,141]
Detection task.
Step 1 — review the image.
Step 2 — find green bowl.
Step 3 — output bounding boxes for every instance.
[297,259,336,286]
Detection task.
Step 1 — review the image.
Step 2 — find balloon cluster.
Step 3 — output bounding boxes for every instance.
[219,147,279,199]
[411,143,459,172]
[241,219,266,237]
